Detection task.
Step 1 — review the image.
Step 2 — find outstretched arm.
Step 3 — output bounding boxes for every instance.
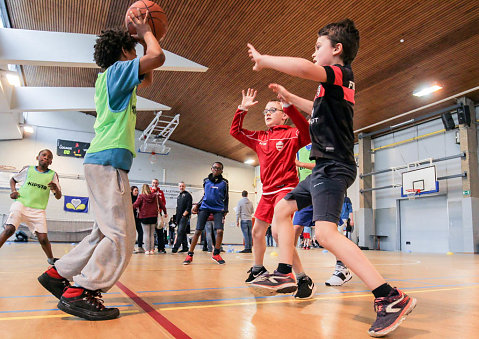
[248,43,327,82]
[230,88,260,150]
[128,9,165,76]
[269,83,314,114]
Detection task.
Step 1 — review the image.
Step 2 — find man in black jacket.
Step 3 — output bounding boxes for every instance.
[172,181,192,253]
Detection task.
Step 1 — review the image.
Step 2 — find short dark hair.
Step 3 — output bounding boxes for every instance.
[213,161,224,169]
[318,19,359,65]
[242,190,248,197]
[38,149,52,156]
[93,28,137,69]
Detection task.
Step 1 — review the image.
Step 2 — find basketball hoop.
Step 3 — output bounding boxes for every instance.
[405,189,421,200]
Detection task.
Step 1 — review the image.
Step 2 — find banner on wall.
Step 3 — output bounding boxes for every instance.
[64,195,89,213]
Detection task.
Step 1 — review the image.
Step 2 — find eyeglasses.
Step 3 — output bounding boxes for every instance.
[263,108,284,115]
[212,166,223,170]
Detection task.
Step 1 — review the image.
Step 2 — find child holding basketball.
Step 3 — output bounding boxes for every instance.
[0,149,61,263]
[247,19,416,336]
[230,89,317,299]
[38,9,165,321]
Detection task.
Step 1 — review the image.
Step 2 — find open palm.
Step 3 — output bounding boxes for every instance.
[241,88,259,109]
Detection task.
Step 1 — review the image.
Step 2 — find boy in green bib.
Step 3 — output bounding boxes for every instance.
[38,9,165,321]
[0,149,62,263]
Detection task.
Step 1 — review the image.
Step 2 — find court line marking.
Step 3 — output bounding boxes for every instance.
[116,281,191,339]
[2,274,479,299]
[0,309,139,321]
[157,285,479,312]
[150,282,479,307]
[1,284,477,321]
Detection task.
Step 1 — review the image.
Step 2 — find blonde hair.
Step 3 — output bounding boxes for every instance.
[141,184,151,195]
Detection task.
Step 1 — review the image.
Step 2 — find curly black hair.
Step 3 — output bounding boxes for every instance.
[318,19,360,65]
[93,28,137,69]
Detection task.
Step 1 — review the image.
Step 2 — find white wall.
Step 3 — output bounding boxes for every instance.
[0,110,256,244]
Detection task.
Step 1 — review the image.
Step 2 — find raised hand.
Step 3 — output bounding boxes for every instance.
[247,43,263,71]
[268,83,291,104]
[128,8,152,42]
[241,88,259,109]
[10,191,19,199]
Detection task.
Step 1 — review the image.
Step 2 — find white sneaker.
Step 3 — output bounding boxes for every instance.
[325,264,352,286]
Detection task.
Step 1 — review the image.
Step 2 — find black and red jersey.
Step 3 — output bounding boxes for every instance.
[230,105,310,194]
[310,64,355,165]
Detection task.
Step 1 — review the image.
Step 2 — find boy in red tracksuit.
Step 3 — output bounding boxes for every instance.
[230,88,316,298]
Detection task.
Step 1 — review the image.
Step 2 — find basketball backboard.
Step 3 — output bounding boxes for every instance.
[401,165,439,197]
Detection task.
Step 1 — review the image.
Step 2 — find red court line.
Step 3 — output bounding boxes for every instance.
[116,281,191,339]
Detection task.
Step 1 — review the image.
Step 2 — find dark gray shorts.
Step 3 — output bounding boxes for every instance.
[285,159,356,224]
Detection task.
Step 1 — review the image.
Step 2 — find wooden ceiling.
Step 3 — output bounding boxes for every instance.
[5,0,479,163]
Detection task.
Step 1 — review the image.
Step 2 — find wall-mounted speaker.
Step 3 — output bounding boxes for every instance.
[457,105,471,126]
[441,112,455,130]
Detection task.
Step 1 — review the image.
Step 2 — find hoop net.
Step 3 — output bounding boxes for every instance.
[405,189,421,200]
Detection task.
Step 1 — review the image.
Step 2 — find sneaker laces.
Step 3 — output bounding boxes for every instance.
[373,297,388,316]
[83,290,106,310]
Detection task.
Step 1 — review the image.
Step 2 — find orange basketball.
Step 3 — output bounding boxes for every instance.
[125,1,168,41]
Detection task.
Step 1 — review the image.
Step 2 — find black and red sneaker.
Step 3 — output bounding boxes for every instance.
[183,255,193,265]
[368,288,417,337]
[211,254,225,264]
[37,266,70,299]
[249,271,297,295]
[57,287,119,321]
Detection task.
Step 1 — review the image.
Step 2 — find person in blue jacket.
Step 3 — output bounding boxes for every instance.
[183,162,229,265]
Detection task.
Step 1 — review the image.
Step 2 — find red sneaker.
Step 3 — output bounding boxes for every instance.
[183,255,193,265]
[212,254,225,264]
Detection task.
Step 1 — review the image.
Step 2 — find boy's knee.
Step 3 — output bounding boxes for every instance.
[37,233,49,245]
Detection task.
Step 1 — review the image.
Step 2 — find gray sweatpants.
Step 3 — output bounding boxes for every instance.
[142,223,156,251]
[55,164,136,292]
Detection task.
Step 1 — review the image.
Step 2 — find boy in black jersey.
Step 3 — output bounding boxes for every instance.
[246,19,416,337]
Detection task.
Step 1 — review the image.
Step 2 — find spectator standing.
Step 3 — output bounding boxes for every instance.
[173,181,192,253]
[131,186,144,253]
[133,184,166,255]
[236,190,254,253]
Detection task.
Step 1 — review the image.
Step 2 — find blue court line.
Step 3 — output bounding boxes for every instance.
[2,274,478,300]
[0,304,133,314]
[2,282,478,315]
[151,282,479,306]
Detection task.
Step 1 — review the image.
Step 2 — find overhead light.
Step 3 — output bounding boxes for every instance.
[244,159,255,165]
[23,125,34,134]
[413,84,442,97]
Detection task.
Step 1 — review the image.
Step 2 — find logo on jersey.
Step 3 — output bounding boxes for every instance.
[275,141,284,151]
[132,105,137,115]
[314,84,322,100]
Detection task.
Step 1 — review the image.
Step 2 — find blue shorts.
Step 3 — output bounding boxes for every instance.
[292,205,314,226]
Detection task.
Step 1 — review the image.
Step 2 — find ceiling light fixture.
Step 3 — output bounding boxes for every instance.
[244,159,255,165]
[413,84,443,97]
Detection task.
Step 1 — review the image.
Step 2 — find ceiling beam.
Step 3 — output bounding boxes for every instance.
[0,28,208,72]
[7,87,170,112]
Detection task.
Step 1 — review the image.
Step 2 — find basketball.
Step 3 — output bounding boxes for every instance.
[125,1,168,41]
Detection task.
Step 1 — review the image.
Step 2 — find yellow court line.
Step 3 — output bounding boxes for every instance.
[0,309,139,322]
[1,285,478,321]
[159,285,479,312]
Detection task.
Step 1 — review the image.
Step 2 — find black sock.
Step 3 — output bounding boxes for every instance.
[277,263,292,274]
[372,283,396,298]
[213,248,220,255]
[188,251,194,256]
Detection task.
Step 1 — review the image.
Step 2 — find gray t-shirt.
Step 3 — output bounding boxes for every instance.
[236,197,254,222]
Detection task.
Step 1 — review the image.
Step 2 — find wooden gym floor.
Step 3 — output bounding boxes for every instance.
[1,242,478,338]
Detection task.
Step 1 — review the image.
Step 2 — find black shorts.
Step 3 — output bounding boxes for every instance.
[196,209,224,231]
[285,159,356,224]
